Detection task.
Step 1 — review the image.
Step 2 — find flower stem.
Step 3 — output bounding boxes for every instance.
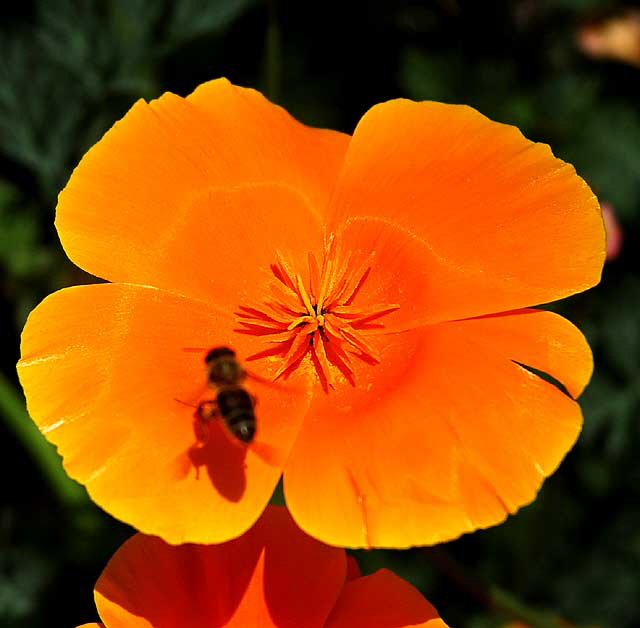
[0,371,88,507]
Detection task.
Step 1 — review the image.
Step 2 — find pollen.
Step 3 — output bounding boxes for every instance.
[236,234,400,390]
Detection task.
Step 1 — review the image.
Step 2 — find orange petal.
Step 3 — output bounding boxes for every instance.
[453,309,593,398]
[329,99,604,324]
[95,507,346,628]
[56,78,347,308]
[284,312,586,547]
[325,569,448,628]
[76,625,105,628]
[18,283,311,544]
[331,217,447,332]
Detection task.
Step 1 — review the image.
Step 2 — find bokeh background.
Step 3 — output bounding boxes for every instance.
[1,1,639,627]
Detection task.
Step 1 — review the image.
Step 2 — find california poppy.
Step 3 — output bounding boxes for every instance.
[77,506,447,628]
[18,78,604,547]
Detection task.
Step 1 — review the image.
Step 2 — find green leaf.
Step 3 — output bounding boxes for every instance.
[164,0,259,51]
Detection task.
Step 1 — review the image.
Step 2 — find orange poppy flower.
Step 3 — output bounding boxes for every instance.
[18,78,604,547]
[76,506,447,628]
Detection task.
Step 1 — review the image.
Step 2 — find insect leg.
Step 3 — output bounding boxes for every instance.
[196,399,219,421]
[194,399,219,443]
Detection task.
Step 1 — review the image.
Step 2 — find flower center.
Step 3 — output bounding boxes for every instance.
[236,234,400,390]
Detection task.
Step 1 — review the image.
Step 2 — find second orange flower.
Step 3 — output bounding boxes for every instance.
[18,78,604,547]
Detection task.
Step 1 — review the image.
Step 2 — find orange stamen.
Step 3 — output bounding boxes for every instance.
[237,239,399,389]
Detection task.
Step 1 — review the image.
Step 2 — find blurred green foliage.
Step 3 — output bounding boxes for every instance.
[1,1,639,627]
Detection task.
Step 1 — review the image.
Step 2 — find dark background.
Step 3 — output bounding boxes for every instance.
[1,1,639,627]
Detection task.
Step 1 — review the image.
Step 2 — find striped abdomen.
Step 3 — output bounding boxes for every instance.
[217,387,256,444]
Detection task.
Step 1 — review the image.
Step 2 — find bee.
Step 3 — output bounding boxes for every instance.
[195,346,257,444]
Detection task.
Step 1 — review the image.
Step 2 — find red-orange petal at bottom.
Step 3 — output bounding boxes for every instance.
[18,283,311,544]
[82,506,446,628]
[284,309,589,548]
[345,555,361,581]
[324,569,448,628]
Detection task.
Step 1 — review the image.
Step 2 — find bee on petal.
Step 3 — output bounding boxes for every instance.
[196,346,257,444]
